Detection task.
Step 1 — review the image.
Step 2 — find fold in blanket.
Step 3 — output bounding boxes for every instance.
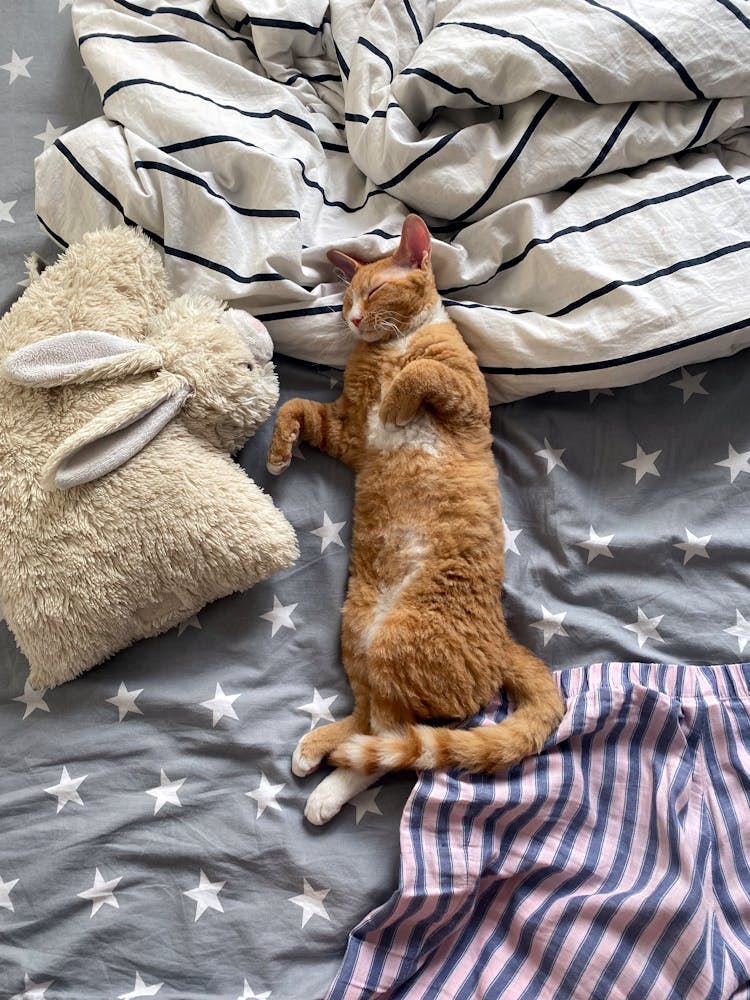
[36,0,750,401]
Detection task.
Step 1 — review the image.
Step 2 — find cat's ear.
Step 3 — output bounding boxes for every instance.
[394,214,432,270]
[327,249,360,283]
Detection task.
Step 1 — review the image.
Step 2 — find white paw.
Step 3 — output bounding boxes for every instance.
[292,743,322,778]
[304,783,345,826]
[266,457,291,476]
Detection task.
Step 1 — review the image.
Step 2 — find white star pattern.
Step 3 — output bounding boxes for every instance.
[260,596,298,636]
[576,526,615,564]
[34,120,68,150]
[296,689,337,729]
[1,50,32,84]
[77,868,122,917]
[237,981,271,1000]
[145,769,186,815]
[310,512,346,552]
[674,528,711,565]
[118,971,163,999]
[183,870,225,921]
[622,444,661,483]
[0,873,19,911]
[716,444,750,482]
[13,680,50,719]
[106,682,144,721]
[288,878,331,928]
[44,765,87,813]
[200,682,241,727]
[530,606,568,646]
[177,614,202,636]
[670,367,708,403]
[245,773,285,818]
[10,973,54,1000]
[725,610,750,654]
[58,0,74,10]
[502,518,522,556]
[349,786,383,824]
[624,607,665,649]
[0,199,17,224]
[534,437,568,474]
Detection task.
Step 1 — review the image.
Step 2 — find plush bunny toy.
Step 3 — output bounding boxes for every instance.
[0,227,298,688]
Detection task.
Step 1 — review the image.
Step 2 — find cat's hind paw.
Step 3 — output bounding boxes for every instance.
[292,741,323,778]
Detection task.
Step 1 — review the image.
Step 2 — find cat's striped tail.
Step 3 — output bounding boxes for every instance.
[328,647,566,775]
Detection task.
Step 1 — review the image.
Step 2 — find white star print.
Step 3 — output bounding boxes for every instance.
[0,199,17,224]
[502,518,522,556]
[184,870,225,922]
[77,868,122,917]
[177,614,201,636]
[44,765,87,813]
[1,50,32,84]
[0,873,19,911]
[624,607,664,649]
[725,610,750,654]
[118,971,163,999]
[670,367,708,403]
[10,973,54,1000]
[13,680,50,719]
[145,769,186,815]
[296,689,337,729]
[349,786,383,824]
[589,388,614,402]
[534,437,567,474]
[310,512,346,552]
[576,526,615,564]
[106,682,144,721]
[674,528,711,565]
[34,120,68,150]
[288,878,331,928]
[260,596,298,636]
[622,444,661,483]
[716,444,750,482]
[530,605,568,645]
[246,773,285,818]
[237,981,271,1000]
[200,682,241,727]
[58,0,73,10]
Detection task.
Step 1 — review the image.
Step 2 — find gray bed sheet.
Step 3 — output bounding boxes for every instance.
[4,5,750,1000]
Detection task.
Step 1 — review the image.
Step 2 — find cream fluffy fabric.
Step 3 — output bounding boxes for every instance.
[0,227,298,687]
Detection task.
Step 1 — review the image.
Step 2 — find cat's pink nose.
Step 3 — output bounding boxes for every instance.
[351,316,362,328]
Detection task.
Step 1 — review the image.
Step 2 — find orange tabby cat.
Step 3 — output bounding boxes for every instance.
[267,214,565,824]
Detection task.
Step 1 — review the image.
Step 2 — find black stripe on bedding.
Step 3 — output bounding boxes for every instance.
[377,129,460,190]
[715,0,750,30]
[158,134,390,213]
[111,0,258,54]
[400,68,493,107]
[333,38,350,79]
[52,140,305,286]
[441,174,734,295]
[132,160,300,218]
[79,32,189,45]
[403,0,424,43]
[454,94,558,222]
[436,21,595,103]
[478,315,750,375]
[579,101,639,179]
[685,98,721,149]
[103,79,320,138]
[241,16,319,35]
[37,215,69,248]
[358,37,395,79]
[256,303,344,322]
[581,0,704,98]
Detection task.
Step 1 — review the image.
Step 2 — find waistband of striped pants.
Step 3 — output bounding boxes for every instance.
[557,661,750,701]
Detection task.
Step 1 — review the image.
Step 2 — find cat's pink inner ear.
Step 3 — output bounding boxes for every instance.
[327,249,359,283]
[394,214,432,270]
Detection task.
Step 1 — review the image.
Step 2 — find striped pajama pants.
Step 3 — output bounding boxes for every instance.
[327,663,750,1000]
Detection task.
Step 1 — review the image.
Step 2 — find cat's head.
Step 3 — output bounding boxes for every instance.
[327,215,438,343]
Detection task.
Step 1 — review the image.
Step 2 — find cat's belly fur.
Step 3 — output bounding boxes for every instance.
[365,404,441,457]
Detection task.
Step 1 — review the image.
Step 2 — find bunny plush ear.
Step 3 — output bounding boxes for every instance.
[2,331,163,388]
[40,371,190,491]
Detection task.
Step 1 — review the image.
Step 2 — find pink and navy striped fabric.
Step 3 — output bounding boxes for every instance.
[327,663,750,999]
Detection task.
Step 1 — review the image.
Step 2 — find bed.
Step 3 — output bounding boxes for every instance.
[3,2,750,998]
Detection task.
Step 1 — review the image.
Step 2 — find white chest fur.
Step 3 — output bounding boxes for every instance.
[366,406,441,456]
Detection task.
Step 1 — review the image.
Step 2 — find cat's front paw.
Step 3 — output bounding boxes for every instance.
[379,390,419,429]
[266,421,299,475]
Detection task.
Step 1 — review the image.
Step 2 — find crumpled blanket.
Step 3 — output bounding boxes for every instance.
[36,0,750,401]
